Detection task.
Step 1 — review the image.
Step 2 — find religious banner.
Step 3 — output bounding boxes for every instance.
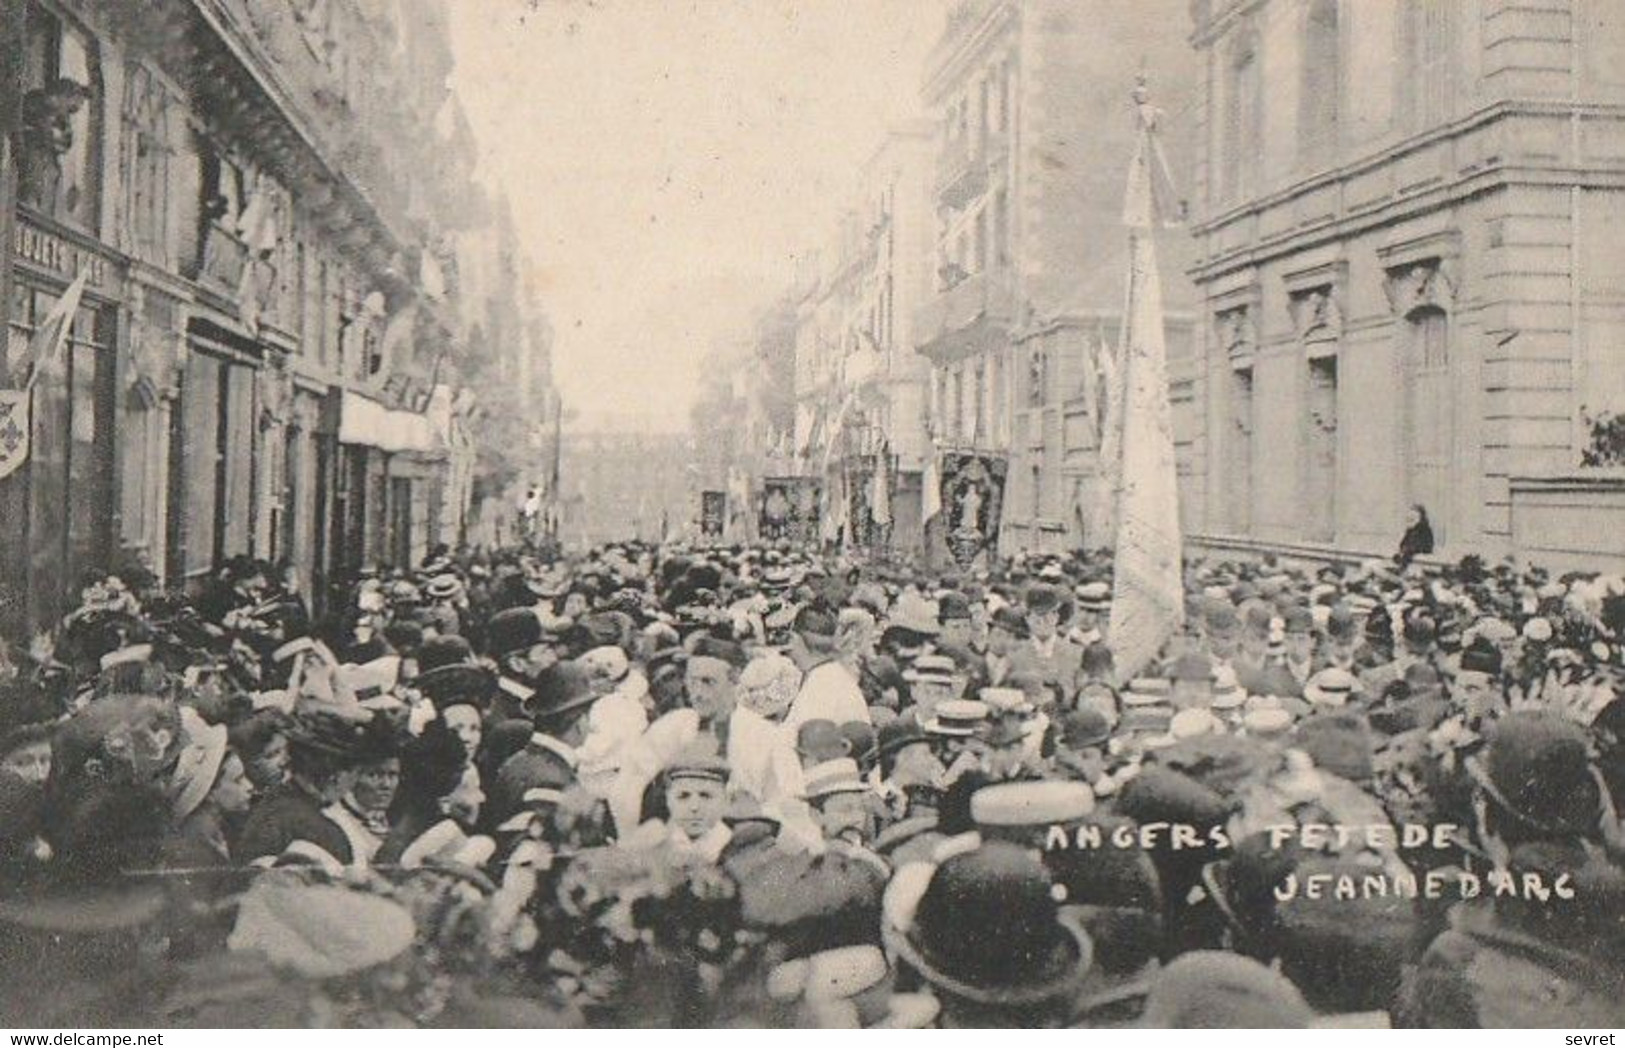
[759,476,821,544]
[699,490,726,540]
[939,452,1007,570]
[0,392,28,482]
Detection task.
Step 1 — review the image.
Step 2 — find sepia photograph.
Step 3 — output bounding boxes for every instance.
[0,0,1623,1031]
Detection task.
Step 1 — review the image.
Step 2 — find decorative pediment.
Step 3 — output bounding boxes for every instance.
[1378,230,1460,316]
[1382,258,1455,317]
[1216,304,1256,363]
[1289,285,1342,343]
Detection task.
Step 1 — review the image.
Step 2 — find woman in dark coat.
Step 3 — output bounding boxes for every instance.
[1397,504,1435,566]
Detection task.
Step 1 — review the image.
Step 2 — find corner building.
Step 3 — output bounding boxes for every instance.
[1183,0,1625,570]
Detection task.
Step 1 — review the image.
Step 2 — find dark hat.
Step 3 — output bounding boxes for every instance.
[1024,584,1066,618]
[1458,635,1502,676]
[937,592,972,623]
[738,850,887,959]
[486,608,544,657]
[989,606,1029,638]
[1058,707,1113,750]
[1114,766,1231,832]
[877,717,930,760]
[524,662,598,726]
[887,841,1093,1007]
[1272,856,1416,1014]
[416,635,476,675]
[689,635,747,669]
[1142,951,1312,1028]
[1281,606,1314,635]
[1466,711,1601,837]
[792,605,837,640]
[285,708,372,762]
[1402,612,1437,647]
[1293,712,1375,784]
[1204,600,1241,637]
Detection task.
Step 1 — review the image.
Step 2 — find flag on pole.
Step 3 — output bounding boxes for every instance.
[1107,78,1185,683]
[870,445,892,527]
[921,442,942,527]
[22,269,90,396]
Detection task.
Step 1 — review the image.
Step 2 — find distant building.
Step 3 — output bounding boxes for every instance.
[560,431,693,548]
[793,123,937,554]
[1182,0,1625,570]
[913,0,1198,559]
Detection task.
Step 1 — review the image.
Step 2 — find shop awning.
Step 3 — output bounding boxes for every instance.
[337,391,437,453]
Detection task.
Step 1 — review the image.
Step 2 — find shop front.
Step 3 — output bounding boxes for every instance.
[332,389,441,578]
[3,216,121,633]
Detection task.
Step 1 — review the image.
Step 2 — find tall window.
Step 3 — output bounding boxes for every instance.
[1228,366,1254,533]
[1219,32,1261,202]
[1396,1,1452,130]
[122,64,172,265]
[992,188,1009,266]
[18,2,101,229]
[1305,356,1338,542]
[1298,0,1339,165]
[1402,307,1452,546]
[973,363,986,442]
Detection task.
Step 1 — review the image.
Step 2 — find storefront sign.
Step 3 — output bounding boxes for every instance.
[14,221,107,286]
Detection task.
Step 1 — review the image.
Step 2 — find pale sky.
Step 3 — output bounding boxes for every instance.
[446,0,950,432]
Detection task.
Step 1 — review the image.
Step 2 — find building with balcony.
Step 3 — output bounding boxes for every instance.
[1181,0,1625,571]
[915,0,1197,560]
[0,0,537,635]
[789,123,937,554]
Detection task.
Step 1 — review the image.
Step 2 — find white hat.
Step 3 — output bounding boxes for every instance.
[802,758,868,800]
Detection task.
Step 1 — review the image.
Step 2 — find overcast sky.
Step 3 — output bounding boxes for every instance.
[445,0,949,432]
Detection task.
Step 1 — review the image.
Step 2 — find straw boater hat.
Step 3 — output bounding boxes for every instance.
[1303,667,1358,709]
[1075,582,1111,615]
[971,780,1095,831]
[903,654,958,687]
[1210,666,1246,710]
[802,757,869,802]
[923,699,989,738]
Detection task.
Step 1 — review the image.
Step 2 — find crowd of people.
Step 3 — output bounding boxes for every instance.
[0,536,1622,1028]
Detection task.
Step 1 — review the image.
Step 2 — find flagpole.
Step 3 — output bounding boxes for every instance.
[1106,74,1186,683]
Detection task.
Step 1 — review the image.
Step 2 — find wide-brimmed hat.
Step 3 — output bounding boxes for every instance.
[884,842,1093,1007]
[524,662,598,725]
[169,707,228,821]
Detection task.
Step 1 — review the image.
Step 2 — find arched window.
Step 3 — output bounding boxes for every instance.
[1298,0,1339,165]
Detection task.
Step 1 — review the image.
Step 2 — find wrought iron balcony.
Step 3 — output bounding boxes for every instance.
[913,269,1017,361]
[936,131,1006,212]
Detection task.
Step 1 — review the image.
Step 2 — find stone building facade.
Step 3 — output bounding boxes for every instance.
[1183,0,1625,570]
[914,0,1198,560]
[0,0,541,635]
[791,123,937,554]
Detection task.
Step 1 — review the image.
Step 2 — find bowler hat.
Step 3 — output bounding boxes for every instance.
[886,841,1093,1007]
[1466,711,1602,837]
[486,608,544,657]
[524,662,598,726]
